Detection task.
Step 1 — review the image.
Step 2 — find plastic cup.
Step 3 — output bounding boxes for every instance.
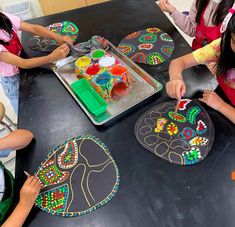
[90,49,106,60]
[75,56,92,75]
[110,64,131,85]
[98,55,116,68]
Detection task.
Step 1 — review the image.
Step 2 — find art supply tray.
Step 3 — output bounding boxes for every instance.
[51,40,163,125]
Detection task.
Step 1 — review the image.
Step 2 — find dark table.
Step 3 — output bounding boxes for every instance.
[16,0,235,226]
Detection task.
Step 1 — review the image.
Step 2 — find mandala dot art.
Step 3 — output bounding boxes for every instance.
[146,28,161,34]
[178,99,191,110]
[47,21,79,41]
[118,44,135,55]
[147,51,164,65]
[186,106,201,124]
[189,136,208,146]
[167,122,179,135]
[135,99,214,165]
[36,184,69,213]
[196,120,207,134]
[161,45,174,57]
[168,111,186,122]
[183,147,202,165]
[58,140,78,169]
[118,27,174,65]
[36,159,69,188]
[154,118,168,133]
[126,31,140,39]
[130,52,147,63]
[179,127,196,140]
[160,33,173,42]
[34,135,120,217]
[138,43,154,50]
[28,21,79,52]
[139,34,157,43]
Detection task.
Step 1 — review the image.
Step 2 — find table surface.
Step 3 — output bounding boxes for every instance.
[16,0,235,226]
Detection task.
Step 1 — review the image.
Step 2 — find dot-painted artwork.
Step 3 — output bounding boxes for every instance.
[134,99,215,165]
[34,135,120,217]
[28,21,79,52]
[118,28,174,65]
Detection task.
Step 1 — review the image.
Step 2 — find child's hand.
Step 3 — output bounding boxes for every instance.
[199,90,225,110]
[49,44,70,62]
[166,79,186,99]
[19,176,41,209]
[58,35,74,45]
[158,0,176,14]
[206,62,217,76]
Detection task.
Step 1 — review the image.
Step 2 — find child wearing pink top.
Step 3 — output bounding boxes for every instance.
[0,12,71,114]
[158,0,234,50]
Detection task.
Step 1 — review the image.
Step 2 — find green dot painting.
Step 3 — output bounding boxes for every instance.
[28,21,79,52]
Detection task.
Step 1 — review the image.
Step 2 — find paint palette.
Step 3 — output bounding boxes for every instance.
[74,49,132,101]
[52,40,163,125]
[118,27,174,65]
[34,135,120,217]
[135,99,215,165]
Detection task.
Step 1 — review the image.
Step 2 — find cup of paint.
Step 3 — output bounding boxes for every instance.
[110,64,131,85]
[90,49,106,60]
[98,55,116,68]
[91,71,114,100]
[111,82,129,100]
[83,63,100,80]
[75,56,92,76]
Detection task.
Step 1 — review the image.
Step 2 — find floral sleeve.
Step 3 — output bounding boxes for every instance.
[192,38,221,64]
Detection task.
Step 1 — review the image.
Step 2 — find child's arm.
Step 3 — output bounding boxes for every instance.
[0,129,33,151]
[2,176,41,227]
[20,21,73,44]
[167,44,235,124]
[166,53,198,99]
[199,91,235,124]
[0,44,69,69]
[158,0,197,37]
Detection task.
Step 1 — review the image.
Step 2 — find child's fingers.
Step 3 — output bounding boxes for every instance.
[24,176,35,185]
[180,83,186,97]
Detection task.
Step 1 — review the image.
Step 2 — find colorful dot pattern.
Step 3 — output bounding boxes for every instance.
[118,27,174,65]
[135,99,215,166]
[34,135,120,217]
[36,184,69,212]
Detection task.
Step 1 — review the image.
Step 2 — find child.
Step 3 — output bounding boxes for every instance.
[0,12,71,114]
[1,175,41,227]
[0,128,40,226]
[166,12,235,124]
[158,0,234,50]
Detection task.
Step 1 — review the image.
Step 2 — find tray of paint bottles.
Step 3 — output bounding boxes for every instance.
[51,40,163,125]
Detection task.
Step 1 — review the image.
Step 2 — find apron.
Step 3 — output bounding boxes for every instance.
[0,161,14,224]
[217,69,235,106]
[192,6,221,50]
[2,31,22,56]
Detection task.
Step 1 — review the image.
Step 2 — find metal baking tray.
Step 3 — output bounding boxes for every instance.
[51,40,163,125]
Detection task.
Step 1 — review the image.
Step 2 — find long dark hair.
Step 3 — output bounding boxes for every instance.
[0,12,13,45]
[196,0,234,25]
[217,14,235,76]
